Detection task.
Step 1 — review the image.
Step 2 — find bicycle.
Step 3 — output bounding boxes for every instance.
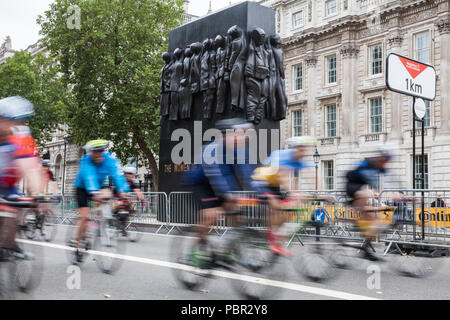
[114,198,144,243]
[21,195,61,242]
[0,197,46,300]
[170,196,289,300]
[65,197,126,275]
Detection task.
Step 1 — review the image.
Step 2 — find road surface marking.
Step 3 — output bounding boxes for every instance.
[18,238,378,300]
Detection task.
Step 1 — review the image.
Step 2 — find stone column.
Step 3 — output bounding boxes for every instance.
[305,51,318,137]
[436,17,450,135]
[339,42,360,145]
[386,17,403,143]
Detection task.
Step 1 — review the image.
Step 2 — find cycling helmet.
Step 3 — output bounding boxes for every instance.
[42,159,51,167]
[376,143,399,160]
[215,118,252,133]
[0,96,35,121]
[286,136,318,148]
[123,166,137,175]
[84,140,109,153]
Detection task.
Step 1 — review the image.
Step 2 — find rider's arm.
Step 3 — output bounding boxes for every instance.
[108,157,130,195]
[78,158,101,194]
[15,156,44,196]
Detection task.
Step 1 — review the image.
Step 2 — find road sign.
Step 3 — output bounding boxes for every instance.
[386,53,436,101]
[414,98,426,120]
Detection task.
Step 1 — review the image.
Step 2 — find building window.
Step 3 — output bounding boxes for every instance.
[369,97,383,133]
[414,31,430,64]
[292,110,303,136]
[326,0,337,16]
[369,44,382,75]
[293,64,303,91]
[293,11,303,28]
[326,104,337,137]
[323,160,334,190]
[326,55,337,84]
[415,100,431,127]
[415,155,429,189]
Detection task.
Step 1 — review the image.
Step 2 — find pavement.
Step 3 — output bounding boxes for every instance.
[11,224,450,300]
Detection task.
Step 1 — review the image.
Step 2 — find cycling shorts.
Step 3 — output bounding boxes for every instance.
[192,183,224,210]
[76,187,93,208]
[346,182,364,202]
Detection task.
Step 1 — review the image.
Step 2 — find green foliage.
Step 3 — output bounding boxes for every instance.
[38,0,184,173]
[0,51,67,145]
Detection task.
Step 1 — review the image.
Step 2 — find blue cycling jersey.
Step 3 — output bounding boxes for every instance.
[346,159,386,190]
[263,149,309,172]
[74,152,130,194]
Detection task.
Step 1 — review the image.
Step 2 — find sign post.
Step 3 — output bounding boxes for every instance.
[386,53,436,240]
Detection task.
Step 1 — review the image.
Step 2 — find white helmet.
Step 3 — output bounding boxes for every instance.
[286,136,318,148]
[0,96,35,121]
[123,166,137,175]
[376,143,399,160]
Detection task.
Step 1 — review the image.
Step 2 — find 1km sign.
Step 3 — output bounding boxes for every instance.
[386,53,436,101]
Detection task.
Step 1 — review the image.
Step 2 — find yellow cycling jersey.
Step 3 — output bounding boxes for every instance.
[252,166,284,187]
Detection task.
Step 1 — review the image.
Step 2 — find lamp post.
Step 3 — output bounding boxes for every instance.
[314,148,320,191]
[313,147,320,242]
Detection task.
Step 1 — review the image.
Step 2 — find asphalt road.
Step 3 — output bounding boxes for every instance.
[11,224,450,300]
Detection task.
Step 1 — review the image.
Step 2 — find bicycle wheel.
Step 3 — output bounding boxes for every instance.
[15,234,44,293]
[92,218,126,274]
[0,258,16,300]
[126,223,143,243]
[230,228,288,300]
[23,212,37,240]
[64,219,89,266]
[39,210,58,242]
[170,226,213,291]
[293,243,335,283]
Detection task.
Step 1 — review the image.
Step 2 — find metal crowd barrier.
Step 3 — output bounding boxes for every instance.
[378,189,450,254]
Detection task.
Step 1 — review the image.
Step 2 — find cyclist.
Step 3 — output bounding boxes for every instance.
[182,118,256,249]
[0,96,45,259]
[252,136,323,252]
[122,166,144,201]
[41,159,59,195]
[345,145,402,261]
[72,139,130,263]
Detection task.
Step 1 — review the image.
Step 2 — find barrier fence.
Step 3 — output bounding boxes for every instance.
[52,189,450,251]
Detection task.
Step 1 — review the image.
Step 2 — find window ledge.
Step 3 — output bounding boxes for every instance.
[319,137,341,146]
[360,132,387,143]
[406,127,436,138]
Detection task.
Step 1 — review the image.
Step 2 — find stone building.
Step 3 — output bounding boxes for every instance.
[258,0,450,191]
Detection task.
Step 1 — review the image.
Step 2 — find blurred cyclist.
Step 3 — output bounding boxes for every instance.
[41,159,59,195]
[252,136,322,253]
[122,166,144,201]
[182,118,256,247]
[345,144,403,261]
[72,140,130,263]
[0,96,45,259]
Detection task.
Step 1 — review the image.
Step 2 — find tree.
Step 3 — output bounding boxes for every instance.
[38,0,184,191]
[0,51,66,145]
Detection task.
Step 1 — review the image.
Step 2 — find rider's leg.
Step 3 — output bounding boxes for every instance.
[196,207,219,244]
[75,207,90,247]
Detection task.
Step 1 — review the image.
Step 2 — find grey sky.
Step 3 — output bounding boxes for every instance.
[0,0,245,50]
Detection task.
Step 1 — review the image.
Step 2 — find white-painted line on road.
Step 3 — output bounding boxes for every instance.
[17,238,379,300]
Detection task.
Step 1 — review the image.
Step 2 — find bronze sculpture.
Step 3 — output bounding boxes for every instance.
[180,47,193,119]
[245,28,270,125]
[160,26,287,125]
[227,25,247,112]
[169,48,184,121]
[200,38,216,119]
[215,35,228,114]
[160,52,172,120]
[270,35,287,121]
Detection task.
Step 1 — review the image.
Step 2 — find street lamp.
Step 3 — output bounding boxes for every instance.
[314,147,320,191]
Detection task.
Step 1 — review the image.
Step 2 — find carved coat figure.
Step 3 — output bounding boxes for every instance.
[189,42,203,95]
[180,47,193,119]
[160,52,172,119]
[200,39,216,119]
[270,35,287,121]
[227,25,247,112]
[169,48,184,121]
[215,35,228,114]
[245,28,270,125]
